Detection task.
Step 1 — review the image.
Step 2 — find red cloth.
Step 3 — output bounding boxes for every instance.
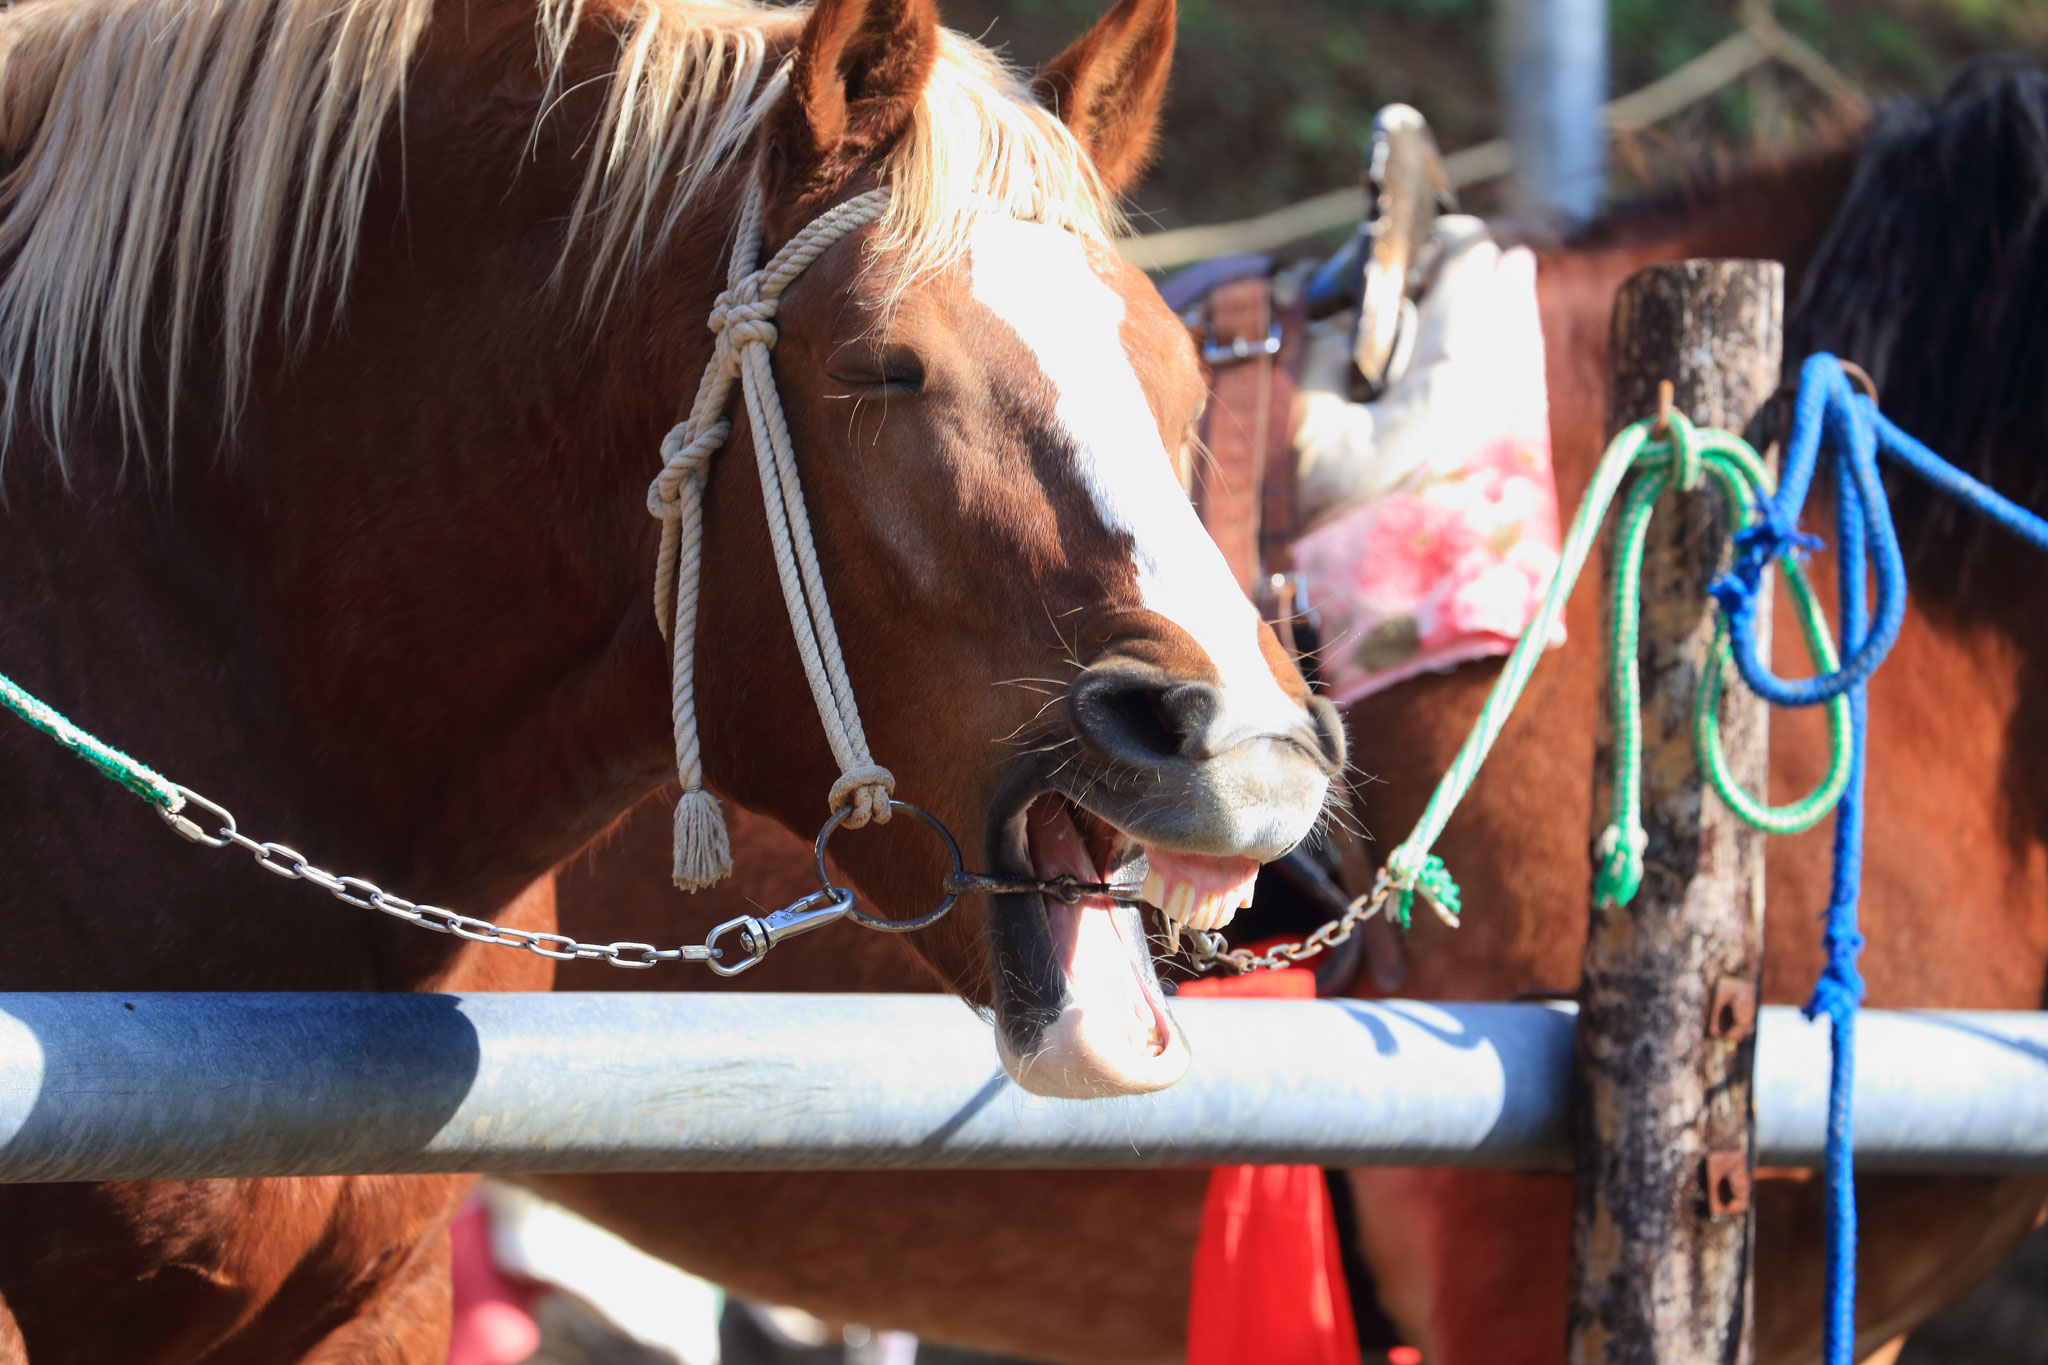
[1181,967,1361,1365]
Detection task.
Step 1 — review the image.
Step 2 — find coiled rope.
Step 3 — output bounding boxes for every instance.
[1707,353,2048,1365]
[1364,391,1850,932]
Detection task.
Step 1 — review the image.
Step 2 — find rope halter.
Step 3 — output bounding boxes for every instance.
[647,177,896,891]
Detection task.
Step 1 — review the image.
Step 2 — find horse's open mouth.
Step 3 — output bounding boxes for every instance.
[985,790,1261,1098]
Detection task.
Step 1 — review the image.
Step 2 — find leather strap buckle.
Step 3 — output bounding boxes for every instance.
[1201,324,1283,368]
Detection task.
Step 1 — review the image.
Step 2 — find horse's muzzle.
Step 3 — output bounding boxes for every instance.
[976,665,1343,1099]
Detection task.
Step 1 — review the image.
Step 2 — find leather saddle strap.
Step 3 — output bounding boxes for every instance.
[1258,297,1308,576]
[1196,277,1274,596]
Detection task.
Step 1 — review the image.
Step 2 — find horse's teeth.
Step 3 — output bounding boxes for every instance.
[1154,881,1240,932]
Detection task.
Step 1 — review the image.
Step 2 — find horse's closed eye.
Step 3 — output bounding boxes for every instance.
[828,343,925,395]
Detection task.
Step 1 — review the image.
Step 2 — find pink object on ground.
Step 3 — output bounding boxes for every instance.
[448,1196,541,1365]
[1292,246,1562,705]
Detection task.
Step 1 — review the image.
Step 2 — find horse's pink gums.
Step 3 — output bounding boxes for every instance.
[1141,847,1260,933]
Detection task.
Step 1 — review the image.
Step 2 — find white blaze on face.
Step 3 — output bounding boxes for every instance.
[965,216,1304,741]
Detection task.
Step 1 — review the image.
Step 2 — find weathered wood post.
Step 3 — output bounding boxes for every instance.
[1569,260,1783,1365]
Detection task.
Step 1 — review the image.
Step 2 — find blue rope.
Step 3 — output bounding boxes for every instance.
[1709,352,2048,1365]
[1710,360,1908,708]
[1870,408,2048,555]
[1810,464,1869,1365]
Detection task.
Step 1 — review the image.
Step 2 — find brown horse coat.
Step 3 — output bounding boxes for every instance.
[0,0,1339,1356]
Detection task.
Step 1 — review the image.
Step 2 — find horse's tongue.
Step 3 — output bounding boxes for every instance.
[1140,848,1261,932]
[1025,802,1169,1060]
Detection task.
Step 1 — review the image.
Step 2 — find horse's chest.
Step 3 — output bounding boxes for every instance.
[0,1175,467,1363]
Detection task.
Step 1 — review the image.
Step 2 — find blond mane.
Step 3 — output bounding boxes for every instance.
[0,0,1119,461]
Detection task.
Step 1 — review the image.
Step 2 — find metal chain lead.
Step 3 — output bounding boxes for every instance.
[159,784,729,970]
[1183,870,1394,974]
[157,772,1412,980]
[153,784,1155,977]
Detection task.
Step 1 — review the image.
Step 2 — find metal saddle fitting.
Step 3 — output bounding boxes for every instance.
[1304,103,1457,398]
[1201,323,1284,369]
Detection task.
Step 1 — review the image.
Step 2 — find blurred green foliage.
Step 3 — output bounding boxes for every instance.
[940,0,2046,229]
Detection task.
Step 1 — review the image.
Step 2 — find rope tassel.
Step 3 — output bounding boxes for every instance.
[671,784,732,893]
[646,177,896,890]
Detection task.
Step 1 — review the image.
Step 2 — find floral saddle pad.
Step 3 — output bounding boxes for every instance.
[1289,243,1562,705]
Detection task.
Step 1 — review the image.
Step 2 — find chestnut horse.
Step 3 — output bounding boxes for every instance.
[0,0,1349,1356]
[528,70,2048,1365]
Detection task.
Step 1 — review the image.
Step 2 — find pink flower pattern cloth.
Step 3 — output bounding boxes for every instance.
[1290,250,1561,704]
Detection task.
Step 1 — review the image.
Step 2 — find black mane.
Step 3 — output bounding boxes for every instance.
[1787,62,2048,590]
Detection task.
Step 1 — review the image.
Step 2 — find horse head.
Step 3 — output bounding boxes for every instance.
[677,0,1349,1095]
[676,0,1345,1096]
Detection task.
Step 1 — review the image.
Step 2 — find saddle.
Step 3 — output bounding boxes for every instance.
[1164,106,1456,1003]
[1170,104,1455,652]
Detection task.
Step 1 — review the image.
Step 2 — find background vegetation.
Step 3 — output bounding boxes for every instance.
[941,0,2047,231]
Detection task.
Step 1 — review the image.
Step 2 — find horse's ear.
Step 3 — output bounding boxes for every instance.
[1034,0,1176,196]
[775,0,940,188]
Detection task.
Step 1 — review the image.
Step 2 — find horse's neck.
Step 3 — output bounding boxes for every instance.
[0,150,749,993]
[1535,141,1863,509]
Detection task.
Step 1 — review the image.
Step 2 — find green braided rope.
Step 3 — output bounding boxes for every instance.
[0,670,182,810]
[1380,409,1857,921]
[1592,417,1857,903]
[1681,423,1854,835]
[1383,847,1462,931]
[1390,422,1654,887]
[1694,584,1852,836]
[1592,466,1667,906]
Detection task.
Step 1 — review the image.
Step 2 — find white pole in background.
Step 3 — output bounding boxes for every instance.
[1500,0,1609,225]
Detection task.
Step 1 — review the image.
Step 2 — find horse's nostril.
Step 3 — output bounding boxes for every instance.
[1099,683,1184,757]
[1067,665,1222,764]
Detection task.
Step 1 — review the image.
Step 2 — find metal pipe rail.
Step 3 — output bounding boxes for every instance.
[1,993,2044,1182]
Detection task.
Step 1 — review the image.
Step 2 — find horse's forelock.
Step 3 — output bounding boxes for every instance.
[559,4,1122,312]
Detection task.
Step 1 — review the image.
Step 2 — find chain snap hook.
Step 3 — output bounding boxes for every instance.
[704,885,858,977]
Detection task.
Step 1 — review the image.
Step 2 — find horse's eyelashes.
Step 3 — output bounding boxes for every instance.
[828,344,925,395]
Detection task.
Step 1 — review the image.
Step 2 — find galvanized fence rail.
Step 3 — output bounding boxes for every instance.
[2,992,2046,1183]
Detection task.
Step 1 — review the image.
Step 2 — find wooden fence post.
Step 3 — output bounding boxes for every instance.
[1568,259,1784,1365]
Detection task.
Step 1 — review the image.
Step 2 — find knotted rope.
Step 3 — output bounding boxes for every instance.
[1359,403,1850,930]
[1702,353,2048,1365]
[1355,353,2048,1364]
[647,178,895,891]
